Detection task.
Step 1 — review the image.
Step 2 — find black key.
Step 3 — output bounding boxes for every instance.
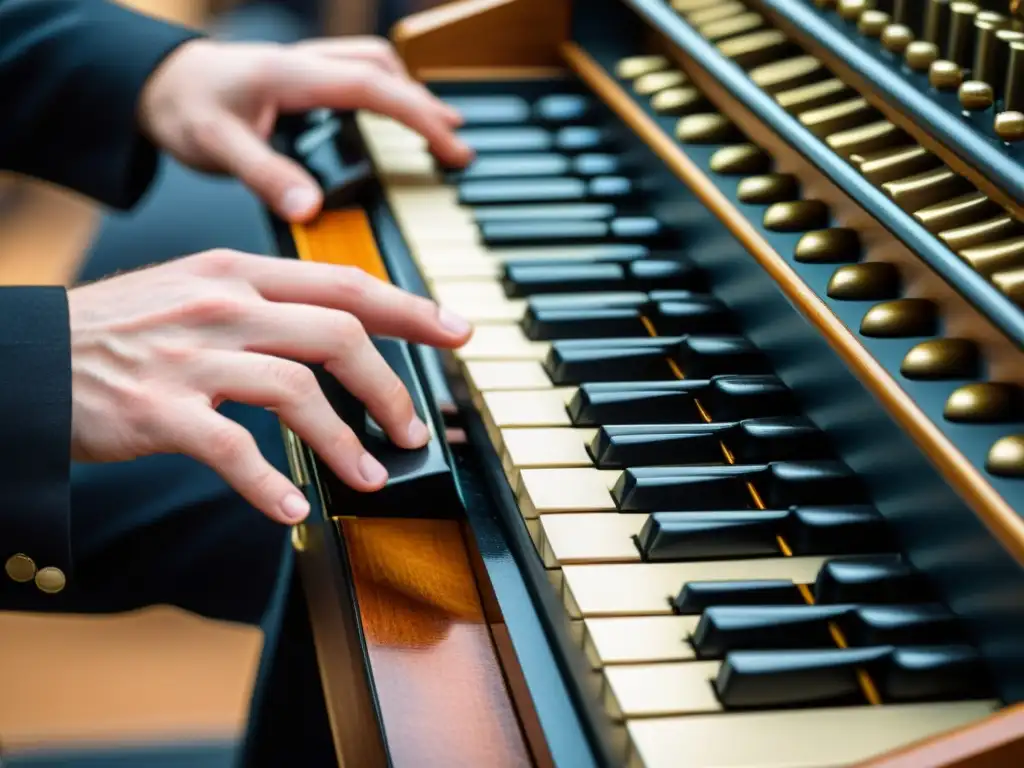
[672,580,805,614]
[647,296,732,334]
[590,423,732,468]
[445,95,530,125]
[458,126,552,153]
[676,336,772,378]
[507,244,651,266]
[814,555,933,604]
[784,505,892,555]
[567,381,706,425]
[614,460,864,511]
[456,153,571,179]
[479,216,668,247]
[503,263,626,297]
[544,337,679,384]
[555,125,613,152]
[533,94,595,124]
[878,646,990,702]
[614,465,760,511]
[473,203,618,223]
[450,152,623,181]
[638,504,888,560]
[728,417,831,462]
[836,604,964,647]
[692,604,849,657]
[715,646,890,708]
[523,306,647,340]
[628,260,708,292]
[703,375,797,421]
[458,176,636,206]
[637,509,787,562]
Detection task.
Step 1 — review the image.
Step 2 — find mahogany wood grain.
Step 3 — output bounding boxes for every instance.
[861,704,1024,767]
[392,0,569,77]
[339,517,533,768]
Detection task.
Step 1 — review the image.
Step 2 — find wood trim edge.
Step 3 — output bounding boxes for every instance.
[560,41,1024,567]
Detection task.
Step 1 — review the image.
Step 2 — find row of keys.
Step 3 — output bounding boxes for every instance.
[354,88,998,767]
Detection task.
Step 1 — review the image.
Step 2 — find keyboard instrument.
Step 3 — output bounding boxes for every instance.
[265,0,1024,765]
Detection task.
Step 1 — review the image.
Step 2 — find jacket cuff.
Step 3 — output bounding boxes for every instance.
[2,0,203,209]
[0,287,72,595]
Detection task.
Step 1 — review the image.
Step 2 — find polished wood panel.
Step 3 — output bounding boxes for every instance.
[862,703,1024,767]
[392,0,570,78]
[339,517,532,768]
[561,41,1024,568]
[291,208,390,281]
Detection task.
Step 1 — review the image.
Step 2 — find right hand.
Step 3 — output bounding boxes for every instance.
[67,250,473,524]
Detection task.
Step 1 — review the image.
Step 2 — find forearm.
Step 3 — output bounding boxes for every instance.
[0,287,72,595]
[0,0,202,209]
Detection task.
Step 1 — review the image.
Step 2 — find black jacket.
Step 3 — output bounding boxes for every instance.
[0,0,199,595]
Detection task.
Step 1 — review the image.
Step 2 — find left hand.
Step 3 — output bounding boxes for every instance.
[138,37,473,222]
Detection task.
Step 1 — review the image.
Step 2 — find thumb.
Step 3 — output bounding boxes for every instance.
[198,112,323,222]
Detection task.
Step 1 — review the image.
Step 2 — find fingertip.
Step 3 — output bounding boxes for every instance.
[280,491,311,522]
[358,452,389,489]
[438,306,473,343]
[281,186,322,222]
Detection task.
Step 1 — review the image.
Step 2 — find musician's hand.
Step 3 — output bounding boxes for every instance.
[67,250,472,524]
[137,36,472,222]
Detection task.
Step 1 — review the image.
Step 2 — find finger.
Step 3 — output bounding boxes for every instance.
[269,57,472,167]
[191,350,394,488]
[193,112,324,221]
[233,305,430,449]
[295,37,408,77]
[234,259,472,347]
[164,404,311,524]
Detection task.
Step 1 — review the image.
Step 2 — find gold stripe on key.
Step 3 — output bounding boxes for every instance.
[581,615,699,667]
[500,427,596,478]
[536,512,645,566]
[560,557,829,618]
[455,325,551,361]
[626,701,997,768]
[517,467,621,518]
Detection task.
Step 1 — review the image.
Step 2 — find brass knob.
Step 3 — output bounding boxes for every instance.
[762,200,830,231]
[905,41,940,70]
[827,262,901,300]
[929,59,964,89]
[881,24,915,53]
[860,298,938,337]
[987,435,1024,477]
[736,174,801,204]
[675,113,739,143]
[794,228,862,263]
[994,111,1024,142]
[958,80,995,110]
[709,144,773,175]
[945,382,1024,422]
[900,339,980,379]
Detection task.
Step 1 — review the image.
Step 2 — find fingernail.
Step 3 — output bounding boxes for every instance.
[282,187,319,219]
[358,452,388,486]
[281,492,310,521]
[407,417,429,447]
[438,306,472,336]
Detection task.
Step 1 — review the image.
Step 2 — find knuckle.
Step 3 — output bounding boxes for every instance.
[208,426,255,468]
[332,311,368,352]
[187,248,244,277]
[333,266,370,303]
[272,362,319,401]
[182,295,251,327]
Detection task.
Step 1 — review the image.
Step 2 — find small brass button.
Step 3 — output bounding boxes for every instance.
[35,567,66,594]
[5,553,36,583]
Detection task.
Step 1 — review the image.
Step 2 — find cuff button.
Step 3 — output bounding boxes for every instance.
[35,567,66,594]
[5,554,36,583]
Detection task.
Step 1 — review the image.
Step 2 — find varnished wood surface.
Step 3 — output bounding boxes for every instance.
[291,208,390,281]
[561,41,1024,569]
[392,0,569,78]
[862,703,1024,767]
[339,517,532,768]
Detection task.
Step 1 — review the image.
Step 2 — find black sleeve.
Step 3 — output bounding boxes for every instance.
[0,287,72,595]
[0,0,203,209]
